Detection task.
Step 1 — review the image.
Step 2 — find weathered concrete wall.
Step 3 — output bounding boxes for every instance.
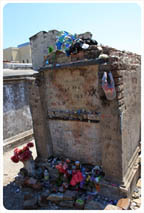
[3,69,37,141]
[29,30,60,70]
[98,48,141,184]
[45,65,102,165]
[28,63,103,164]
[113,51,141,185]
[27,77,53,159]
[28,59,124,179]
[3,80,32,140]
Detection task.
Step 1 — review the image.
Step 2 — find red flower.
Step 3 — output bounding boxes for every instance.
[77,171,83,182]
[27,142,34,148]
[23,146,29,151]
[14,148,18,154]
[72,170,77,175]
[63,162,68,170]
[11,155,19,163]
[70,171,83,186]
[19,150,32,162]
[11,143,33,163]
[70,178,76,186]
[66,159,70,163]
[16,149,23,155]
[14,148,20,155]
[55,163,67,174]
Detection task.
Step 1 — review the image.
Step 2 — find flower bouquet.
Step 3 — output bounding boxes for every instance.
[11,142,35,176]
[55,160,84,189]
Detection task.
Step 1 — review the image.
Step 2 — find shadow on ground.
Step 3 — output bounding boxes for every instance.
[3,180,24,210]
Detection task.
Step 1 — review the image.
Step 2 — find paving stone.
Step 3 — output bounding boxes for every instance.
[22,177,42,190]
[23,192,38,209]
[32,182,43,190]
[22,187,34,193]
[38,189,51,207]
[63,190,78,201]
[24,192,34,201]
[104,204,122,210]
[84,200,105,210]
[41,189,51,197]
[117,198,131,210]
[46,193,64,202]
[59,200,74,208]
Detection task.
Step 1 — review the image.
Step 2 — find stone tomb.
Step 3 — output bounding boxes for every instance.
[28,49,141,199]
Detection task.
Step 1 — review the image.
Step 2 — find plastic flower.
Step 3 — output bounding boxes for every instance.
[23,146,29,151]
[55,163,66,174]
[66,159,70,163]
[11,143,34,163]
[63,162,68,170]
[19,150,32,162]
[11,155,19,163]
[14,148,22,155]
[70,171,83,186]
[27,142,34,148]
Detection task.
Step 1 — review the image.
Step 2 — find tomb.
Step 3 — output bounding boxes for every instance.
[28,30,141,199]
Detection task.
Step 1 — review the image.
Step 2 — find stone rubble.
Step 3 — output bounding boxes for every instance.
[129,178,141,210]
[12,155,141,210]
[116,198,131,210]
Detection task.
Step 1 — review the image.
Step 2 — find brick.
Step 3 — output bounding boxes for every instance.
[115,85,124,92]
[117,198,131,210]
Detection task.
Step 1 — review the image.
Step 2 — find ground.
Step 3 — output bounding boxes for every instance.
[3,140,141,210]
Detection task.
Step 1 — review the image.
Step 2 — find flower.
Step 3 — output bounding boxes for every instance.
[66,158,70,163]
[11,143,34,163]
[14,148,20,155]
[19,150,32,162]
[14,148,23,155]
[23,146,29,151]
[27,142,34,148]
[11,155,19,163]
[70,171,83,186]
[56,164,66,174]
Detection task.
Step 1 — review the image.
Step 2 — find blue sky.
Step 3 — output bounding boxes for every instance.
[3,2,141,54]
